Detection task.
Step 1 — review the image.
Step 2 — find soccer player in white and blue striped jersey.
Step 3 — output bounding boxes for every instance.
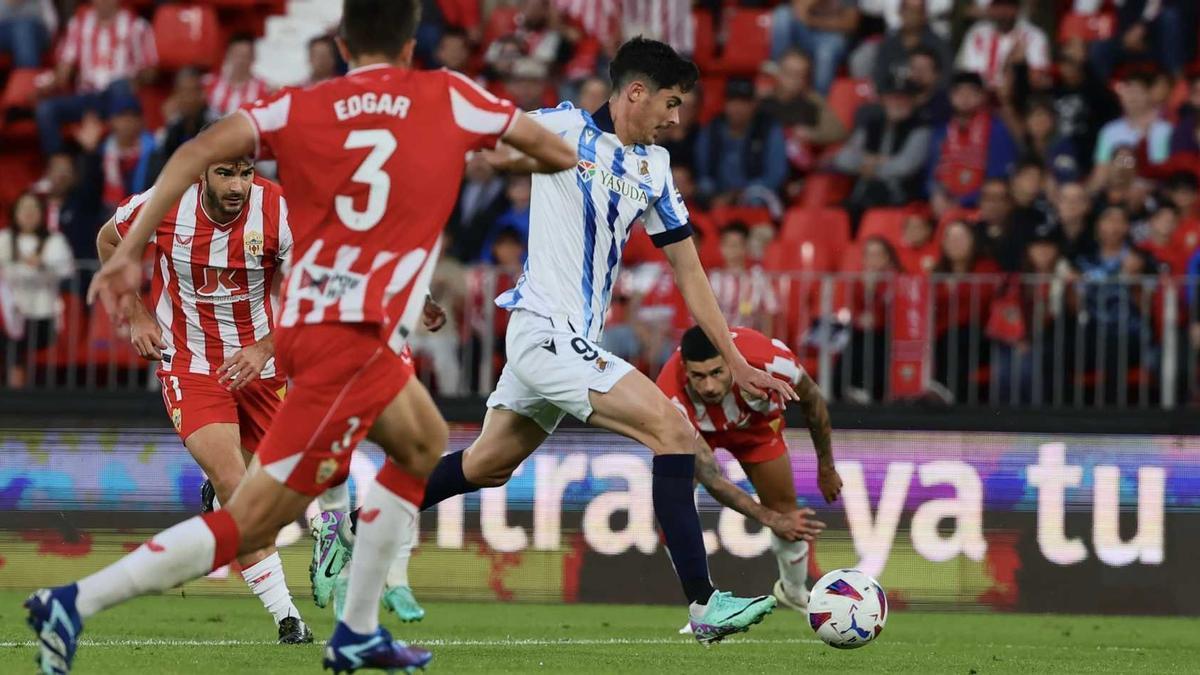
[315,37,809,644]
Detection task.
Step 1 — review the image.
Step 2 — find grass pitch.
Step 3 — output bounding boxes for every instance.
[0,591,1196,673]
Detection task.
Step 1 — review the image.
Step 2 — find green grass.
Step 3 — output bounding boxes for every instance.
[1,590,1196,673]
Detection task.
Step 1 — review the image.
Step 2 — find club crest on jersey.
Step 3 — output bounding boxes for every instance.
[171,407,182,432]
[639,160,650,176]
[594,357,609,373]
[244,231,264,257]
[316,458,339,484]
[577,160,597,182]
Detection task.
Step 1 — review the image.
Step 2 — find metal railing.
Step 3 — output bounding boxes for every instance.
[2,261,1198,408]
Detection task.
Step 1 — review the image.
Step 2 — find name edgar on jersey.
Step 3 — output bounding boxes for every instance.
[333,92,412,122]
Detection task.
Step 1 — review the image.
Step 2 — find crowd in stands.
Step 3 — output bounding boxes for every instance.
[4,1,1200,407]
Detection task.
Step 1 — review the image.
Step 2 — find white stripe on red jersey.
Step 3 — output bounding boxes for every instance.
[238,65,518,353]
[205,74,270,117]
[114,178,290,377]
[58,8,157,93]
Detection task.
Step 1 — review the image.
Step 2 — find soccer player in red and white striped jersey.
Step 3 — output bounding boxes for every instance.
[94,160,313,644]
[204,34,270,117]
[58,2,575,672]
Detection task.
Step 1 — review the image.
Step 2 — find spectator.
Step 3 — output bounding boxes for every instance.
[908,45,951,126]
[1165,170,1200,221]
[1075,206,1155,402]
[619,0,693,57]
[0,192,74,388]
[1053,180,1096,263]
[204,34,269,117]
[484,0,565,73]
[955,0,1049,90]
[1169,68,1200,156]
[0,0,51,67]
[694,78,788,208]
[971,177,1018,270]
[505,57,553,112]
[410,245,468,396]
[831,76,930,223]
[761,50,847,174]
[1093,67,1171,170]
[34,0,157,154]
[1137,203,1185,271]
[150,67,215,181]
[447,153,510,263]
[927,71,1018,212]
[835,236,899,404]
[30,150,104,263]
[1093,146,1164,235]
[770,0,860,95]
[1020,96,1080,184]
[708,222,780,335]
[896,211,939,273]
[930,219,1002,403]
[871,0,952,96]
[1088,0,1185,80]
[1049,50,1121,177]
[90,94,155,211]
[575,76,610,113]
[433,28,472,72]
[307,35,341,84]
[478,175,531,264]
[993,222,1070,404]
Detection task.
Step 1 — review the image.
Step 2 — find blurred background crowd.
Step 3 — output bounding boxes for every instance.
[3,0,1200,409]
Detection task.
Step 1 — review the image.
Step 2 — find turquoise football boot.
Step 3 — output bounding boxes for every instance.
[687,591,777,645]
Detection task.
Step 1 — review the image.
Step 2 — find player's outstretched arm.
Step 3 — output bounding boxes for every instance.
[694,437,824,542]
[795,374,842,504]
[88,114,257,314]
[663,237,799,402]
[490,113,577,174]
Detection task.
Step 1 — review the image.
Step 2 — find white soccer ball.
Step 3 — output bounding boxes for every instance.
[808,568,888,649]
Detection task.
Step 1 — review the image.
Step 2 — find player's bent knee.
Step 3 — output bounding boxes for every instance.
[649,407,698,455]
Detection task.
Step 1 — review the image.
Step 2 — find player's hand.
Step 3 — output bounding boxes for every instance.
[129,308,167,361]
[768,508,825,542]
[87,251,144,319]
[731,359,800,403]
[817,464,843,504]
[217,341,271,391]
[422,296,447,332]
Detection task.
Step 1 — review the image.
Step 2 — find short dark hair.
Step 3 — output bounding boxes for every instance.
[609,36,698,94]
[228,32,255,48]
[1155,202,1180,218]
[309,34,336,52]
[1013,157,1044,175]
[1166,170,1199,192]
[340,0,421,59]
[909,45,942,70]
[680,326,720,363]
[720,221,750,239]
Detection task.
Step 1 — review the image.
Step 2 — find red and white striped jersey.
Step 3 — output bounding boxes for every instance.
[555,0,694,55]
[58,7,157,94]
[657,327,804,453]
[238,65,518,352]
[204,73,270,117]
[114,178,292,377]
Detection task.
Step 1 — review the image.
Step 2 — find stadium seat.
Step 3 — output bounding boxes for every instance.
[858,207,911,247]
[710,205,773,229]
[86,302,143,370]
[827,78,874,131]
[153,4,222,71]
[717,9,773,76]
[1057,12,1115,43]
[780,206,851,262]
[697,75,726,125]
[1,68,43,111]
[691,10,719,74]
[483,6,520,46]
[797,172,853,207]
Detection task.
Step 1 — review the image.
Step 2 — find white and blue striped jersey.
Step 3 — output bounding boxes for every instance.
[495,102,692,342]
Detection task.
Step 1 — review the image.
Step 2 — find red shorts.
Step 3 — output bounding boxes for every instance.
[158,370,287,451]
[256,323,413,496]
[714,436,789,465]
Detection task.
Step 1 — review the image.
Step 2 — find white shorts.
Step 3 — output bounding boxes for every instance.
[487,309,635,433]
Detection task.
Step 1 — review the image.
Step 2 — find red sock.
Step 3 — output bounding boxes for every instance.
[202,510,241,570]
[376,461,427,507]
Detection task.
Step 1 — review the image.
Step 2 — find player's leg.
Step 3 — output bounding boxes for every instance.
[27,464,313,674]
[585,370,777,643]
[741,452,811,611]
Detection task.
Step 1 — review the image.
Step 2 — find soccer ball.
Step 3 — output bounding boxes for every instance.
[808,568,887,649]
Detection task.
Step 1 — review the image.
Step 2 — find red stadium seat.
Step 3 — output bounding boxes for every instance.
[780,206,850,262]
[1057,12,1115,43]
[483,7,520,46]
[1,68,44,111]
[718,9,773,76]
[710,205,773,229]
[827,78,874,131]
[858,207,910,247]
[153,4,222,71]
[691,10,719,74]
[86,302,143,369]
[797,172,853,207]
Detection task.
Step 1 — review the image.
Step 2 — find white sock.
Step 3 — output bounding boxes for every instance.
[341,481,418,634]
[770,533,809,597]
[385,536,414,589]
[241,552,301,624]
[318,483,350,513]
[76,515,226,618]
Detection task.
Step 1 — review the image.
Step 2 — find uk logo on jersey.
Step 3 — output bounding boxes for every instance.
[577,160,597,182]
[195,268,246,303]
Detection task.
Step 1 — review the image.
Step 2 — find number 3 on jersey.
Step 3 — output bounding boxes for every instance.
[336,130,396,231]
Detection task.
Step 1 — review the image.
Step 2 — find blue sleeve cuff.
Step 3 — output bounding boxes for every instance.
[650,223,695,248]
